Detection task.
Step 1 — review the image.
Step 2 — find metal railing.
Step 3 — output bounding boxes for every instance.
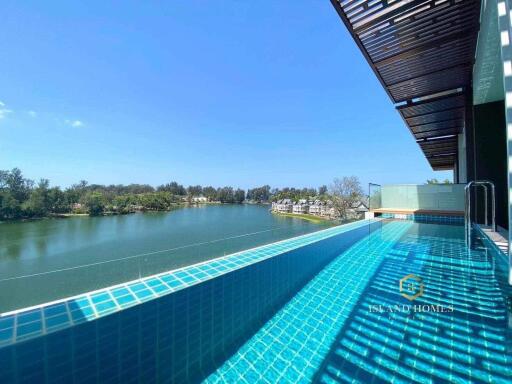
[465,180,496,248]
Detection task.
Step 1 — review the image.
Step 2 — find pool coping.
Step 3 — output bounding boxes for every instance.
[0,218,378,349]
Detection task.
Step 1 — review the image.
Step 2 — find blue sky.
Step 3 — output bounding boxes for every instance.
[0,1,451,190]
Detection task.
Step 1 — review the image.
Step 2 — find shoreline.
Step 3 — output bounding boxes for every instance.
[271,211,334,224]
[0,202,271,224]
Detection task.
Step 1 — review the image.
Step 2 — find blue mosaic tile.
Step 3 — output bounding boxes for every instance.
[128,283,148,292]
[114,294,138,308]
[0,317,14,330]
[205,220,511,384]
[45,314,70,331]
[132,289,153,301]
[16,321,42,339]
[94,300,117,314]
[70,307,95,323]
[0,328,13,343]
[68,298,91,312]
[159,275,182,288]
[111,287,131,298]
[90,292,111,304]
[17,310,41,325]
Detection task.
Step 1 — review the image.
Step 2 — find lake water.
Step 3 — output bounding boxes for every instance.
[0,204,331,313]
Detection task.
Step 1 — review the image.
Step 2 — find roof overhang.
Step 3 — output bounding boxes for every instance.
[331,0,481,170]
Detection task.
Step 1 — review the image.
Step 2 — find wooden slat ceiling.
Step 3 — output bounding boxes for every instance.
[331,0,481,170]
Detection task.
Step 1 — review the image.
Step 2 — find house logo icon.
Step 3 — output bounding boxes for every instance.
[399,274,424,301]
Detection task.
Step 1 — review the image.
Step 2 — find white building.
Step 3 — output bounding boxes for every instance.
[192,196,208,203]
[320,201,336,218]
[292,199,309,214]
[273,199,293,213]
[308,200,324,215]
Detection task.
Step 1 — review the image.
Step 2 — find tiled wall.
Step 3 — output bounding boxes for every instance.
[379,212,464,225]
[0,222,379,384]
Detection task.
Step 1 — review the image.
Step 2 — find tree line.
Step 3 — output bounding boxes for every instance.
[0,168,341,220]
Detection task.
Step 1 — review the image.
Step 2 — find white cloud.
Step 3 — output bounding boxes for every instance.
[0,101,12,120]
[65,119,84,127]
[28,110,37,117]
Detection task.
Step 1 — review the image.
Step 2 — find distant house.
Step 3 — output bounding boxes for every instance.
[352,201,368,213]
[347,200,369,218]
[320,201,336,218]
[292,199,309,214]
[72,203,83,211]
[192,196,208,203]
[308,200,325,215]
[273,199,293,213]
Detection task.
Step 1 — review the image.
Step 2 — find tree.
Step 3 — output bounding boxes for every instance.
[426,178,452,185]
[217,187,235,203]
[0,168,33,219]
[48,187,69,213]
[318,185,328,195]
[157,181,186,195]
[247,185,271,202]
[329,176,364,220]
[84,192,106,216]
[187,185,203,197]
[234,188,245,203]
[23,179,50,217]
[202,186,217,201]
[5,168,32,202]
[0,191,21,219]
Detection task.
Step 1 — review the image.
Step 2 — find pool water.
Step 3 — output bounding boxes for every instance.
[205,220,512,383]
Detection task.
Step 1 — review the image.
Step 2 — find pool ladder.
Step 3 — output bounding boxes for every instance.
[465,180,496,248]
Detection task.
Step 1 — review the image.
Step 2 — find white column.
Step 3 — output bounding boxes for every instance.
[497,0,512,284]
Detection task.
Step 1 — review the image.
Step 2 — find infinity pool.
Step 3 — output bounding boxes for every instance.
[1,219,511,383]
[206,220,512,383]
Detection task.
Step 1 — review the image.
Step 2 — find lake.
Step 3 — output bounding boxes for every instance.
[0,204,332,313]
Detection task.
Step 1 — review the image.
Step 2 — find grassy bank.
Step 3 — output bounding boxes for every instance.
[272,211,332,224]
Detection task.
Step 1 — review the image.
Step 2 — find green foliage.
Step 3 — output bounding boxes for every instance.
[0,191,21,219]
[246,185,271,202]
[426,178,452,185]
[187,185,203,196]
[48,187,69,213]
[0,167,363,221]
[157,181,186,195]
[202,186,217,201]
[83,192,106,216]
[217,187,235,203]
[0,169,34,219]
[234,188,245,203]
[269,187,317,202]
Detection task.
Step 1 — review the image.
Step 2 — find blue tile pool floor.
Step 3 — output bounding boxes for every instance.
[205,220,512,383]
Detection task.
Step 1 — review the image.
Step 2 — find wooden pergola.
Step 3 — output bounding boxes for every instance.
[331,0,481,170]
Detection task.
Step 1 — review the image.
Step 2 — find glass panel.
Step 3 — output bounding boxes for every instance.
[381,184,465,211]
[368,183,382,211]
